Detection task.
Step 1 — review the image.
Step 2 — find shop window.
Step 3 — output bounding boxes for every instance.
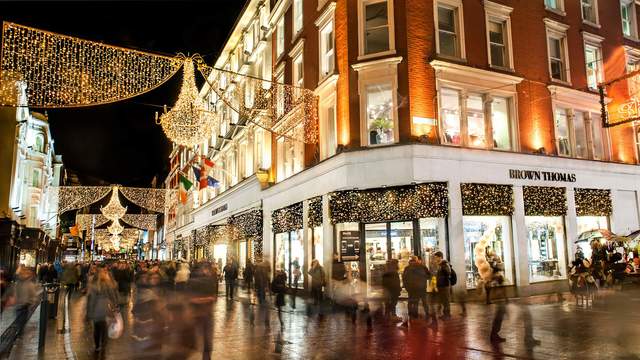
[365,223,389,296]
[359,0,394,57]
[581,0,598,25]
[313,226,323,264]
[554,107,608,160]
[274,230,304,288]
[276,17,285,59]
[437,1,463,58]
[585,43,603,91]
[365,82,395,145]
[463,216,514,289]
[621,0,638,39]
[319,20,335,78]
[526,216,567,282]
[213,244,228,269]
[293,0,303,36]
[575,216,609,259]
[419,217,447,272]
[440,87,513,150]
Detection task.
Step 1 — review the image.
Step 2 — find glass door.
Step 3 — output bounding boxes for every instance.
[365,223,388,297]
[390,221,414,297]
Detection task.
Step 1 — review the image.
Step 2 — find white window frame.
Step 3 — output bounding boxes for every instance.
[435,0,466,60]
[316,2,337,81]
[276,17,285,59]
[289,39,305,100]
[621,0,639,40]
[484,1,514,71]
[580,0,600,27]
[544,0,566,16]
[293,0,304,38]
[353,57,402,147]
[316,76,338,160]
[544,18,571,85]
[624,45,640,96]
[357,0,396,60]
[583,32,605,91]
[275,64,286,118]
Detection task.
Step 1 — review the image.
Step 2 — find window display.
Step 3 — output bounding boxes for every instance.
[275,232,289,277]
[463,216,513,289]
[274,230,304,288]
[310,226,324,265]
[366,83,394,145]
[526,216,567,282]
[576,216,609,259]
[419,217,447,272]
[365,223,388,297]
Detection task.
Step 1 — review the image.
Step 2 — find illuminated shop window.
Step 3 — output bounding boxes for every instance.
[463,215,514,289]
[526,216,567,283]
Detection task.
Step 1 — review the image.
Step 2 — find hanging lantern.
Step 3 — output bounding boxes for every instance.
[101,186,127,221]
[107,219,124,236]
[158,58,215,148]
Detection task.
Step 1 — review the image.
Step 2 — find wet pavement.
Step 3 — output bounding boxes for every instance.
[10,286,640,360]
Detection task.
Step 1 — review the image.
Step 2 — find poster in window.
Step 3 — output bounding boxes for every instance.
[340,231,360,261]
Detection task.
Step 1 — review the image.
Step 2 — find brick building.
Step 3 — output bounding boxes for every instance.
[165,0,640,298]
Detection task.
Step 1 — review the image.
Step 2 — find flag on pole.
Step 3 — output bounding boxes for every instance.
[207,176,220,188]
[193,165,208,190]
[178,173,193,204]
[202,157,215,172]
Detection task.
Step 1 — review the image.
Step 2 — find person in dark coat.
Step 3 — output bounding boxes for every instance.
[271,269,287,328]
[434,251,452,319]
[308,259,326,316]
[86,267,118,353]
[244,260,254,294]
[402,256,430,321]
[187,262,217,360]
[223,258,238,300]
[382,259,401,321]
[254,261,270,304]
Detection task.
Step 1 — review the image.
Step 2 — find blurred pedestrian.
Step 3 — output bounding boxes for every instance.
[131,271,166,359]
[244,259,254,294]
[382,259,401,322]
[223,258,238,300]
[86,267,118,353]
[402,256,429,324]
[291,258,301,308]
[271,269,287,327]
[434,251,452,320]
[188,262,217,360]
[175,262,191,291]
[13,266,38,334]
[254,260,270,305]
[61,262,79,295]
[308,259,325,316]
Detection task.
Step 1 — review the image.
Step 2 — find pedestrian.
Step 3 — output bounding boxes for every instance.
[485,247,505,304]
[433,251,452,320]
[490,284,507,343]
[308,259,325,315]
[187,262,217,360]
[254,260,270,305]
[291,258,302,308]
[61,262,79,295]
[223,258,238,300]
[382,259,401,322]
[86,266,118,353]
[131,271,166,359]
[402,256,429,324]
[175,262,191,291]
[271,269,287,327]
[244,259,254,294]
[12,266,38,334]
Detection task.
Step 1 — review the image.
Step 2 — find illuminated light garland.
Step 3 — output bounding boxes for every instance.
[121,214,157,230]
[461,183,514,216]
[308,197,323,228]
[0,22,182,108]
[94,228,140,247]
[75,214,110,230]
[329,183,449,224]
[197,61,319,144]
[49,186,112,214]
[574,188,612,216]
[523,186,567,217]
[119,187,175,213]
[108,219,124,235]
[158,58,215,147]
[100,186,127,221]
[272,202,303,234]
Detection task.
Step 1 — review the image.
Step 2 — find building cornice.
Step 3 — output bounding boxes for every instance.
[352,56,403,72]
[430,59,523,86]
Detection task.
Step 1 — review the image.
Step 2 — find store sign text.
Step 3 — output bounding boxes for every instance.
[509,169,576,182]
[211,204,228,216]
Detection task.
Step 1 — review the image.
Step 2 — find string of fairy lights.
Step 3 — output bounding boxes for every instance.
[100,186,127,221]
[75,214,110,231]
[523,186,567,217]
[575,188,612,216]
[119,187,174,214]
[121,214,158,230]
[50,186,112,214]
[308,197,323,228]
[460,183,514,216]
[272,202,304,234]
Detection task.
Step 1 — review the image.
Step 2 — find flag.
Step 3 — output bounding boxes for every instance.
[207,176,220,188]
[193,165,208,190]
[178,173,193,204]
[202,157,215,172]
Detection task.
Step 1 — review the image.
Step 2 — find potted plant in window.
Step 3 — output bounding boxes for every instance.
[369,117,393,144]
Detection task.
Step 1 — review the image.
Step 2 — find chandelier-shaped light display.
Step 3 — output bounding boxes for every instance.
[107,219,124,236]
[101,186,127,221]
[158,58,215,147]
[110,234,121,250]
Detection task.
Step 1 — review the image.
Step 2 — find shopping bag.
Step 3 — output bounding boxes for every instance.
[108,311,124,339]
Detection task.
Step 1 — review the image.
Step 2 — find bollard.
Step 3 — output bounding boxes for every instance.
[49,284,60,319]
[38,286,49,351]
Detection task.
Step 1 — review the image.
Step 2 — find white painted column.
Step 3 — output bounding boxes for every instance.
[302,200,310,290]
[447,181,466,295]
[610,189,620,234]
[262,203,272,264]
[322,194,334,295]
[565,188,578,260]
[512,186,530,293]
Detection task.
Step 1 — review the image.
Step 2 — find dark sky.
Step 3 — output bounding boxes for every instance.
[0,0,246,186]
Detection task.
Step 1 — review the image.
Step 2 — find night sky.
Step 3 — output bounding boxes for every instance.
[0,1,246,186]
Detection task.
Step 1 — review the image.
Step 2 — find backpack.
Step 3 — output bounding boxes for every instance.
[449,267,458,286]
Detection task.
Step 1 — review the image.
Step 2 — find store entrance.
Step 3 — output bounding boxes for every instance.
[364,221,414,297]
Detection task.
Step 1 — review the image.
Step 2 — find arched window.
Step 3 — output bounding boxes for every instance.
[34,134,44,152]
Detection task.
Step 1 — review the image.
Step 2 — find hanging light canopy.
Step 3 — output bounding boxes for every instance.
[158,57,215,148]
[101,186,127,221]
[110,234,121,250]
[107,219,124,236]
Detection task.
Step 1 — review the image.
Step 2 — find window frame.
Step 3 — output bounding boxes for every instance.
[624,45,640,97]
[319,91,338,160]
[552,105,610,160]
[544,0,566,16]
[583,32,604,91]
[544,19,571,84]
[484,1,514,71]
[435,0,466,60]
[276,17,285,60]
[316,2,337,82]
[357,0,396,60]
[293,0,304,38]
[621,0,639,40]
[580,0,600,27]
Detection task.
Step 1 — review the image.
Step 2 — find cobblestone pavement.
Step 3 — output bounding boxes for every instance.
[11,286,640,360]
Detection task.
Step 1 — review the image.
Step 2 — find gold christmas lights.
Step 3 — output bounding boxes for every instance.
[0,22,182,108]
[108,219,124,235]
[49,186,112,214]
[523,186,567,217]
[158,58,215,147]
[100,186,127,221]
[575,188,612,216]
[94,228,140,247]
[121,214,157,230]
[308,197,323,228]
[272,202,304,234]
[75,214,110,231]
[461,183,514,216]
[197,61,319,144]
[119,187,174,213]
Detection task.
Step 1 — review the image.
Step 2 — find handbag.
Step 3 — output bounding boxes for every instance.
[107,311,124,339]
